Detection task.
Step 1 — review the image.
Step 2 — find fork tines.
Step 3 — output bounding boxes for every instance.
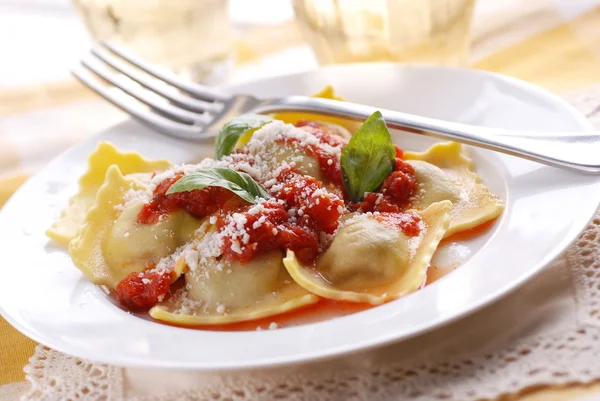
[73,41,232,140]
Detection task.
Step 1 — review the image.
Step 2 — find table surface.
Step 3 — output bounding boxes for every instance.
[2,1,600,400]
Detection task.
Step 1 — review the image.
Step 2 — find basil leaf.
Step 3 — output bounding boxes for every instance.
[340,111,396,202]
[214,114,273,159]
[166,167,269,204]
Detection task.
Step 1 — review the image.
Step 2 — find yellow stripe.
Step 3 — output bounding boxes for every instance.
[0,174,30,208]
[0,317,36,385]
[0,173,36,385]
[474,6,600,93]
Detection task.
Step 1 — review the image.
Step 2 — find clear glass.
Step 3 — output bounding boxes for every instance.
[73,0,232,83]
[292,0,475,66]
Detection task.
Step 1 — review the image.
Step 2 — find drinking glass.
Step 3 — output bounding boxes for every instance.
[73,0,232,83]
[292,0,475,66]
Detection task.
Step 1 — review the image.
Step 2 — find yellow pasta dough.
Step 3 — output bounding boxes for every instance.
[68,166,203,288]
[405,142,504,237]
[150,251,318,326]
[46,142,171,247]
[44,92,505,329]
[283,201,452,305]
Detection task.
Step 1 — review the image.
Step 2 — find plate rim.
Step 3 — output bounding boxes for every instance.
[1,64,598,370]
[225,62,593,131]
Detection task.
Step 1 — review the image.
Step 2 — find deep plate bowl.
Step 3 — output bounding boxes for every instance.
[1,64,599,370]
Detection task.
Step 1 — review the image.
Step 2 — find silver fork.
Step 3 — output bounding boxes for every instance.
[73,42,600,174]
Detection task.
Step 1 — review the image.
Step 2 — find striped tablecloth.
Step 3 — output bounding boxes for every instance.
[1,0,600,399]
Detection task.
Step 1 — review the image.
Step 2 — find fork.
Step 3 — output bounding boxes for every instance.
[73,42,600,174]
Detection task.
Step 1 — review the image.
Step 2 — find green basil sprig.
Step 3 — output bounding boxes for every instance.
[340,111,396,202]
[214,114,273,159]
[166,167,269,204]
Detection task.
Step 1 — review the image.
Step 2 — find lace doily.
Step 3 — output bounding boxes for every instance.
[21,85,600,401]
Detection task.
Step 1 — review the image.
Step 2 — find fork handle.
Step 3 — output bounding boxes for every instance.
[254,96,600,174]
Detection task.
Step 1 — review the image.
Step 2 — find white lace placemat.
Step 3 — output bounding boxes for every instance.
[21,85,600,401]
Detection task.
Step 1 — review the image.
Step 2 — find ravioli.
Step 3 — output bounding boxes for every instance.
[283,201,452,305]
[47,96,505,329]
[405,142,503,238]
[68,166,203,289]
[46,142,171,247]
[150,250,319,325]
[103,203,203,279]
[262,141,324,181]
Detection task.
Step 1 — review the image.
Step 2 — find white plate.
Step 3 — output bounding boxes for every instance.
[1,65,598,370]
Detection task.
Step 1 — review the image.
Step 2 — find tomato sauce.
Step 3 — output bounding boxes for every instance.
[116,269,174,310]
[287,121,347,186]
[218,199,319,264]
[442,218,498,242]
[137,174,241,225]
[375,212,422,236]
[158,298,373,331]
[218,173,344,265]
[119,120,420,312]
[350,155,417,214]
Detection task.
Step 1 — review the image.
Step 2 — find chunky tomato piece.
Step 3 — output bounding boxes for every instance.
[350,157,417,215]
[116,269,173,310]
[394,157,414,174]
[218,200,288,263]
[380,171,416,207]
[218,199,322,265]
[287,121,346,185]
[310,146,343,186]
[394,145,404,160]
[276,225,320,263]
[351,192,401,213]
[137,176,238,224]
[277,175,344,234]
[216,173,343,265]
